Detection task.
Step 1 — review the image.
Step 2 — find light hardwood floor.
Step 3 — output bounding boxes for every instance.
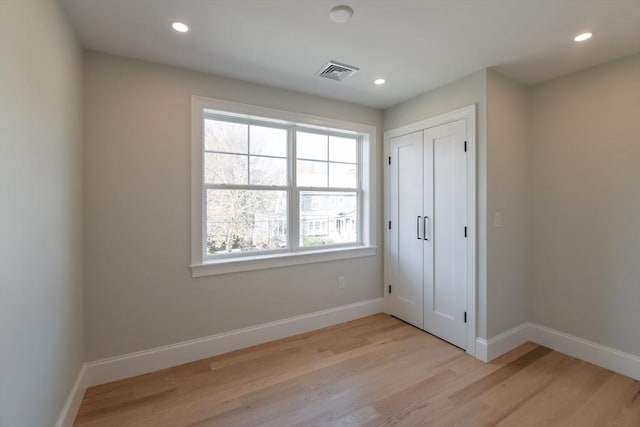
[74,314,640,426]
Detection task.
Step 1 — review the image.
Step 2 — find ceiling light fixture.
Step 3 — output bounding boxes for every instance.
[374,78,386,85]
[330,5,354,23]
[172,22,189,33]
[574,32,592,42]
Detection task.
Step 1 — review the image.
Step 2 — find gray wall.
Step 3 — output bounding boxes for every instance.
[0,1,84,426]
[530,53,640,356]
[486,70,531,337]
[384,71,490,339]
[83,52,384,360]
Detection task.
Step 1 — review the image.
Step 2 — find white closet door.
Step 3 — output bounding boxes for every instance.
[389,131,423,328]
[423,119,467,348]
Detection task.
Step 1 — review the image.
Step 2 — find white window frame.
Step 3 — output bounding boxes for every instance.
[190,96,377,277]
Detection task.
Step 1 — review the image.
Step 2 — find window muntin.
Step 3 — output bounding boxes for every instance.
[204,118,288,187]
[295,131,358,189]
[201,112,362,260]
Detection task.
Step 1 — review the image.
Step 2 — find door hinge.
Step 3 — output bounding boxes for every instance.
[388,284,392,294]
[464,226,467,237]
[464,140,467,152]
[464,311,467,323]
[388,220,392,230]
[388,156,391,165]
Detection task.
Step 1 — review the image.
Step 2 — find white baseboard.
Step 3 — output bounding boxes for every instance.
[528,322,640,381]
[475,338,488,362]
[490,323,529,362]
[474,323,528,363]
[85,298,384,387]
[477,322,640,380]
[54,365,87,427]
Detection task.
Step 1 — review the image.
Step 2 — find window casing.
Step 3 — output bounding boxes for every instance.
[191,97,376,277]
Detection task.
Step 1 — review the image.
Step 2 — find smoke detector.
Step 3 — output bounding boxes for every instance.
[317,61,359,82]
[330,5,354,23]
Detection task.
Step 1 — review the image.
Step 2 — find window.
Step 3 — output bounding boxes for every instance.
[191,97,376,276]
[204,118,289,255]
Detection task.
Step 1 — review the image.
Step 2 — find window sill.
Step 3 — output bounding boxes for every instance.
[191,246,377,277]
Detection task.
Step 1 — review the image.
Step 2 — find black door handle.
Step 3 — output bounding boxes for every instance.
[424,216,429,241]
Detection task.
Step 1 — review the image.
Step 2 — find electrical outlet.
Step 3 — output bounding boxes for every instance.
[338,276,345,289]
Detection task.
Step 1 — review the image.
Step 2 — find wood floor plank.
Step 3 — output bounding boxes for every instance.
[564,373,640,426]
[206,334,459,427]
[493,360,615,426]
[74,315,640,427]
[449,346,553,404]
[361,343,543,427]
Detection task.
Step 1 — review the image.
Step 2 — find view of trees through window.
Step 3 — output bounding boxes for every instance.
[206,189,287,253]
[203,115,359,256]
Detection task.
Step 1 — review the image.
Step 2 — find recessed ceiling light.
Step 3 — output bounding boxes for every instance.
[330,5,354,23]
[374,78,386,85]
[574,32,592,42]
[172,22,189,33]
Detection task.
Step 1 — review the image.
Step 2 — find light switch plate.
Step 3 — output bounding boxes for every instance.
[494,212,502,228]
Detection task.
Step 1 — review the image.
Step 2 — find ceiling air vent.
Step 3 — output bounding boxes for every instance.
[317,61,359,82]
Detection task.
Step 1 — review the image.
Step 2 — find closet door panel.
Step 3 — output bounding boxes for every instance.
[389,131,424,329]
[434,132,457,318]
[424,119,467,349]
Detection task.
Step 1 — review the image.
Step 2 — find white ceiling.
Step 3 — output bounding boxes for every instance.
[61,0,640,109]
